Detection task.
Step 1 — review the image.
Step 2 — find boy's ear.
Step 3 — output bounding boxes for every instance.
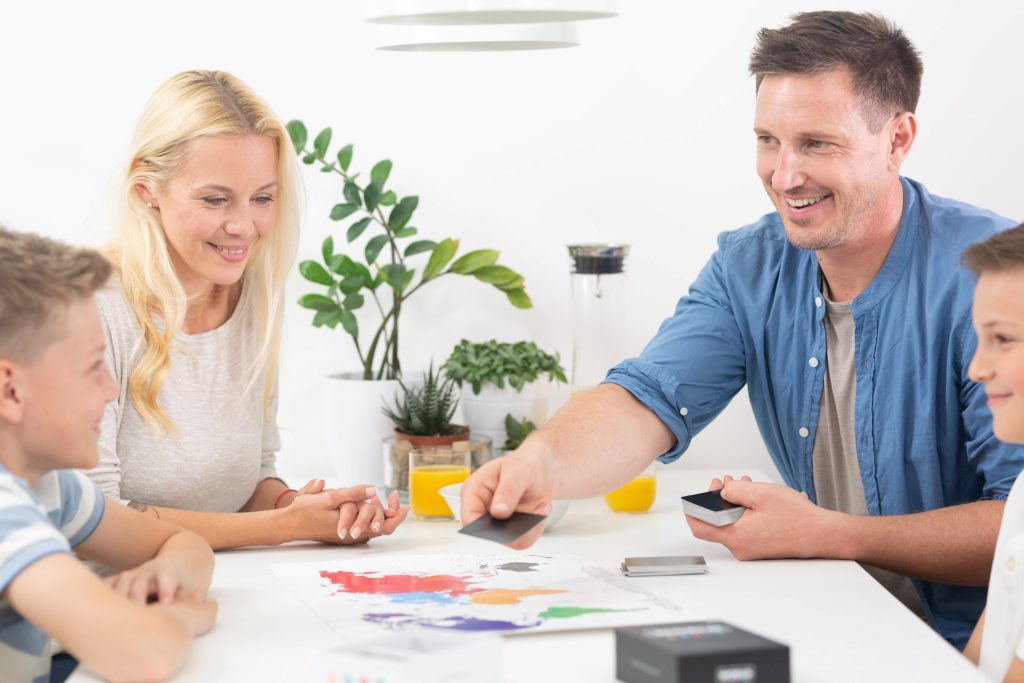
[0,361,27,424]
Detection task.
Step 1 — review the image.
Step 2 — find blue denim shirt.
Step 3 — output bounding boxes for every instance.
[606,177,1023,649]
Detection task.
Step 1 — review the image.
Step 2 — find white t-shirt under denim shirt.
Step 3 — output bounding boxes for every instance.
[981,472,1024,680]
[88,281,280,513]
[0,465,104,683]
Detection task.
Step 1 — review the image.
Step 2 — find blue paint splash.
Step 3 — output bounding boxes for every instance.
[386,591,457,605]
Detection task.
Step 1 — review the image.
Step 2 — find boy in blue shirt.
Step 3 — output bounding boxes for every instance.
[0,226,216,682]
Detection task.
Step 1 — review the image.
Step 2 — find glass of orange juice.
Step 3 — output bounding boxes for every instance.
[604,462,657,512]
[409,447,471,521]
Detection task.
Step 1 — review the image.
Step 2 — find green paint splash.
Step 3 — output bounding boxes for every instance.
[538,606,638,619]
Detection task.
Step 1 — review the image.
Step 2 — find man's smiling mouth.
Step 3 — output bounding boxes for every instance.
[785,195,829,208]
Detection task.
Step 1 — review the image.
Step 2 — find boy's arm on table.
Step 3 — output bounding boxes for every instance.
[3,553,216,682]
[75,501,214,602]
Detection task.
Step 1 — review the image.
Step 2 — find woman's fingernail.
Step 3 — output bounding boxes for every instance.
[350,526,362,539]
[372,522,381,533]
[365,486,377,498]
[338,528,347,539]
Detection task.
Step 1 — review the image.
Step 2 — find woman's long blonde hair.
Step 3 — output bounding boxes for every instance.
[107,70,300,435]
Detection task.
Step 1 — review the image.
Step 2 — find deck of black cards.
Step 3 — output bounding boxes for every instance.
[621,556,708,577]
[680,490,745,526]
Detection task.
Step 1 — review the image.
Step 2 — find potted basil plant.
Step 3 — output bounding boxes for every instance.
[442,340,567,449]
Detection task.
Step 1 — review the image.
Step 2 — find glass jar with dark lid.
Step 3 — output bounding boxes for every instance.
[567,243,630,392]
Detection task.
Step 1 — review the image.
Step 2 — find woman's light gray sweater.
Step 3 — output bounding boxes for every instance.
[87,282,280,512]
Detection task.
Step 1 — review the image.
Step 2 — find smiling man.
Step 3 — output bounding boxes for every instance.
[460,11,1023,649]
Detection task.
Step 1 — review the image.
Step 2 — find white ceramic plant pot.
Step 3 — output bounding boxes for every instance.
[459,381,551,451]
[323,372,404,486]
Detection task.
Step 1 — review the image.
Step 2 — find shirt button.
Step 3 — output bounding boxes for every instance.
[799,427,809,438]
[679,407,688,416]
[1009,556,1017,573]
[808,357,819,368]
[814,297,823,308]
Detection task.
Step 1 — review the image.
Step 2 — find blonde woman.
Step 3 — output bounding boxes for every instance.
[88,70,406,549]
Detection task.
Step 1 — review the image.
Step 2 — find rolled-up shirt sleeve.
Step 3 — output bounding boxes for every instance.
[605,235,748,463]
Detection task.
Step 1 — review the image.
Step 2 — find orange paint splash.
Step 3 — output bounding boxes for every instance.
[469,588,567,605]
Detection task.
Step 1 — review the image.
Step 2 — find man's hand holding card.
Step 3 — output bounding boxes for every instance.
[460,451,554,549]
[685,475,838,561]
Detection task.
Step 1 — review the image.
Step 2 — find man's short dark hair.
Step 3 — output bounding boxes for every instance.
[749,11,923,130]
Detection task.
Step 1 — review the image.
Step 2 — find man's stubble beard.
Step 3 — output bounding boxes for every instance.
[780,190,874,253]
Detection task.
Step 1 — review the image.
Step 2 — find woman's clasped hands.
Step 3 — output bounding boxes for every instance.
[284,479,408,545]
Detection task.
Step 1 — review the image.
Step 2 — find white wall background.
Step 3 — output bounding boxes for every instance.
[2,1,1023,484]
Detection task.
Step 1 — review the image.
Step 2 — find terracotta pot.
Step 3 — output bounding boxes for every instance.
[393,425,470,448]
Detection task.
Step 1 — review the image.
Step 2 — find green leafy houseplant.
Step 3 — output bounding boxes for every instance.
[502,414,537,451]
[382,364,465,438]
[443,339,568,395]
[287,121,533,380]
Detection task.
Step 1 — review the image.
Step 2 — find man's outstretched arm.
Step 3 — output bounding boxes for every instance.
[461,384,674,549]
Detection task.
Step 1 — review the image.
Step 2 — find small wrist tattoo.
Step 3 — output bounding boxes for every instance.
[128,500,160,520]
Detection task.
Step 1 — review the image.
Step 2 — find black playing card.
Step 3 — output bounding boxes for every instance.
[681,490,744,512]
[458,511,548,544]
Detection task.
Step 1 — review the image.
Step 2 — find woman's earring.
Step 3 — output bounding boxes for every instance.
[146,202,153,208]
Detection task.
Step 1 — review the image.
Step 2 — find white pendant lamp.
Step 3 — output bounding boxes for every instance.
[368,0,615,52]
[366,0,618,25]
[375,22,579,51]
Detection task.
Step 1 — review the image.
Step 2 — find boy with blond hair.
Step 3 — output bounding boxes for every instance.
[0,226,216,683]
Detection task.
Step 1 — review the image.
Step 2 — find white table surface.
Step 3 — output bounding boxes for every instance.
[73,467,986,682]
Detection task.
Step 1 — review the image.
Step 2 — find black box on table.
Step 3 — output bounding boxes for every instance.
[615,621,790,683]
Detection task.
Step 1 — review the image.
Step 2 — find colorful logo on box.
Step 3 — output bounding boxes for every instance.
[642,623,733,641]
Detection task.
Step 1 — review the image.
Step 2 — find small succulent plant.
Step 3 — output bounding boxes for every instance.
[382,363,461,436]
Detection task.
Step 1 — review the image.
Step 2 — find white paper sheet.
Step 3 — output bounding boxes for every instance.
[271,554,690,638]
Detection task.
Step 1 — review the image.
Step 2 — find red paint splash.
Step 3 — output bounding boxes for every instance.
[319,570,481,596]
